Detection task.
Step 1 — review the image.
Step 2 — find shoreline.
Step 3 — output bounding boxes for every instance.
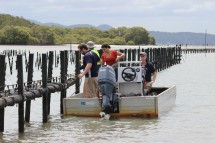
[0,44,215,51]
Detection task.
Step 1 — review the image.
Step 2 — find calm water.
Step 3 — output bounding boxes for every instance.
[0,46,215,143]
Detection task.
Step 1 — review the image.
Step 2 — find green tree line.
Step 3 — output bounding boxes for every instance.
[0,14,155,45]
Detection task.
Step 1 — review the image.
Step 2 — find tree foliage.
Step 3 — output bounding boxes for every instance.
[31,25,55,44]
[124,27,149,45]
[0,14,156,45]
[0,26,30,44]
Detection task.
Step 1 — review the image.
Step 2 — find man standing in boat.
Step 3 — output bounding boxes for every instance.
[86,41,102,71]
[78,43,99,98]
[140,52,157,95]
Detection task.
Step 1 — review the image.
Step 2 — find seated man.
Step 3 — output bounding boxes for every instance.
[140,52,157,95]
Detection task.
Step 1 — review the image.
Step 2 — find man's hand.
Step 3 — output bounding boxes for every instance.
[78,73,84,79]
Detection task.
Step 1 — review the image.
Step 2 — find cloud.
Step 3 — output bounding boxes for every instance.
[173,0,215,14]
[0,0,215,34]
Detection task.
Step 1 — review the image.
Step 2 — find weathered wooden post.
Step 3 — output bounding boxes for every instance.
[42,54,48,123]
[178,45,182,63]
[171,48,174,66]
[75,51,80,94]
[154,48,158,71]
[132,49,136,61]
[35,52,38,67]
[149,48,153,63]
[17,54,24,133]
[152,48,156,69]
[55,50,57,67]
[124,49,127,61]
[163,48,167,69]
[161,48,165,70]
[60,51,66,114]
[25,53,34,123]
[0,54,6,132]
[176,46,179,64]
[127,49,131,62]
[47,51,53,115]
[157,48,161,71]
[65,50,68,82]
[137,47,140,61]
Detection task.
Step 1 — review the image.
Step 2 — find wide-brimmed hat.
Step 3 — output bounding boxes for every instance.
[140,52,147,56]
[87,41,95,49]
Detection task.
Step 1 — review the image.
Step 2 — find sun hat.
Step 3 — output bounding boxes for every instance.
[86,41,95,49]
[140,52,147,56]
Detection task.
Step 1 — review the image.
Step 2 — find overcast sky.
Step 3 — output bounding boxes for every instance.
[1,0,215,34]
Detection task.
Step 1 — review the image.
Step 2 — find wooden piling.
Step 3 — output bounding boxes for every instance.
[25,53,34,123]
[149,48,153,63]
[0,54,6,132]
[65,50,68,81]
[42,54,48,123]
[131,49,136,61]
[127,49,131,62]
[55,50,57,67]
[60,51,66,114]
[124,49,127,61]
[75,51,80,94]
[17,55,24,133]
[47,51,53,115]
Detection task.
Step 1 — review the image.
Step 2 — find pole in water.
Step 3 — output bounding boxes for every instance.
[204,29,207,56]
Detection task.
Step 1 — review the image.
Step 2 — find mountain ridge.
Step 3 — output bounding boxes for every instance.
[31,20,214,45]
[2,14,214,45]
[149,31,215,45]
[29,19,112,31]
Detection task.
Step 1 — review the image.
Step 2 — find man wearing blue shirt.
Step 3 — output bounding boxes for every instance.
[78,43,99,98]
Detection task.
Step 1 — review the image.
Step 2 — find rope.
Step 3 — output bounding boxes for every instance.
[0,73,76,93]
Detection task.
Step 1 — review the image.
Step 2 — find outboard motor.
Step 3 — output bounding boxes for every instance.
[98,65,119,117]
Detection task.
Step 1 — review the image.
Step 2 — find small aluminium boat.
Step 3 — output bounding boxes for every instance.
[63,61,176,119]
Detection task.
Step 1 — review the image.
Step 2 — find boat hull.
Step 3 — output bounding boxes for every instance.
[63,86,176,118]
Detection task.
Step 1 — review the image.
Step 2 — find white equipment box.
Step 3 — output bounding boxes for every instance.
[117,61,144,96]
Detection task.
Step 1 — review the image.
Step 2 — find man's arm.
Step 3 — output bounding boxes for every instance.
[78,63,92,78]
[151,71,157,84]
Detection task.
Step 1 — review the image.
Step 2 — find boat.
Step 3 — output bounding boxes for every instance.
[63,61,176,118]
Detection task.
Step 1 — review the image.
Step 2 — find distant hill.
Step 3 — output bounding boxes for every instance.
[67,24,94,28]
[96,24,113,31]
[29,19,113,31]
[29,19,215,45]
[149,31,215,45]
[1,14,215,45]
[37,21,215,45]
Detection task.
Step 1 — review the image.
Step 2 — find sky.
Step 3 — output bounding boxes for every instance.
[0,0,215,34]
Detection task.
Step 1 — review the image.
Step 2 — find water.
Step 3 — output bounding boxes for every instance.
[1,46,215,143]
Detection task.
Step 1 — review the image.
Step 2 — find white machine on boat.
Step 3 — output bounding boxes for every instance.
[98,61,145,116]
[118,61,144,96]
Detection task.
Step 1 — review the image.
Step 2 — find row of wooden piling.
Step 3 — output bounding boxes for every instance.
[118,45,181,72]
[0,45,182,133]
[0,51,79,133]
[182,48,215,54]
[0,49,75,75]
